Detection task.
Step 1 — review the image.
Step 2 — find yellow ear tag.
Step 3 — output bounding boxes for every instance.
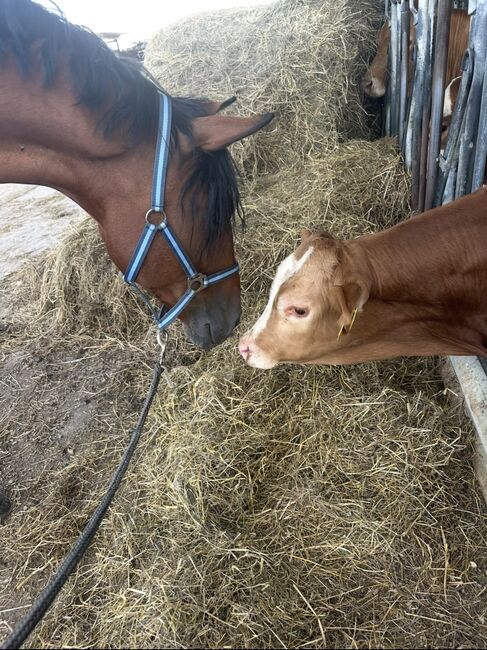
[337,309,358,341]
[349,308,358,331]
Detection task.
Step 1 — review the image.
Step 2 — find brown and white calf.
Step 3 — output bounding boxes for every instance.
[239,187,487,368]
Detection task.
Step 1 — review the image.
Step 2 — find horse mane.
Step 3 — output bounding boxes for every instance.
[0,0,242,248]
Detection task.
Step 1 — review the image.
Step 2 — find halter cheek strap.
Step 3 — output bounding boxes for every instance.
[123,92,239,330]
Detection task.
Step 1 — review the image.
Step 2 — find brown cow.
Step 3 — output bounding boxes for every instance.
[239,187,487,368]
[361,9,470,99]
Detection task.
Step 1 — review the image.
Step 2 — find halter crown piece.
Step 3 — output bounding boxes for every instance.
[123,92,240,330]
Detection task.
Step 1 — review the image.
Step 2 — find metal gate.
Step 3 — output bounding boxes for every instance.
[384,0,487,212]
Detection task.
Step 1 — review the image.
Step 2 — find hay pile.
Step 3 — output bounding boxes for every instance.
[2,0,487,648]
[145,0,382,176]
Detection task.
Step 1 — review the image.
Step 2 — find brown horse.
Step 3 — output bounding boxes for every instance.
[0,0,273,349]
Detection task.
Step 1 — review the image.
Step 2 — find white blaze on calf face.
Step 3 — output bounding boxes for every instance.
[252,247,314,337]
[239,246,314,369]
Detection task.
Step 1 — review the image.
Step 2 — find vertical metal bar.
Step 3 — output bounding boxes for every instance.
[424,0,452,210]
[442,159,458,202]
[384,88,392,136]
[435,49,474,204]
[384,0,392,137]
[410,0,432,210]
[456,0,487,197]
[399,0,411,149]
[417,0,436,213]
[404,3,417,167]
[390,0,400,136]
[417,102,431,212]
[472,18,487,188]
[472,65,487,189]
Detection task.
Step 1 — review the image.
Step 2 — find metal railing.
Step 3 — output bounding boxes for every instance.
[384,0,486,211]
[383,0,486,372]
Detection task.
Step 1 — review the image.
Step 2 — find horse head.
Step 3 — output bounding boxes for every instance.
[0,0,274,349]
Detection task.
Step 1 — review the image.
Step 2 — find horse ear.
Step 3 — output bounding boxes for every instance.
[192,112,274,151]
[200,96,237,115]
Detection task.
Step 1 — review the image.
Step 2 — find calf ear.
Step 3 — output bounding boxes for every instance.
[333,276,370,332]
[192,112,274,151]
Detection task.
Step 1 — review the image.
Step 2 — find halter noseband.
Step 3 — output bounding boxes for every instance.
[123,93,239,330]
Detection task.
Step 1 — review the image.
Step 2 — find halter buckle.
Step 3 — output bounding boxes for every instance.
[145,208,167,226]
[188,272,207,293]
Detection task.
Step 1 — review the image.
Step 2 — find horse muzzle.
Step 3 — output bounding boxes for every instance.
[181,289,241,350]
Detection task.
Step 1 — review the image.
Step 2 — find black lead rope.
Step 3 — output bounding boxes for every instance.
[1,360,163,650]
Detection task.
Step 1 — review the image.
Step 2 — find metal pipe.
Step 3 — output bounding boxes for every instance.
[435,49,474,204]
[399,0,411,148]
[472,3,487,188]
[424,0,452,210]
[418,93,431,212]
[456,0,487,197]
[442,157,457,202]
[404,4,418,167]
[417,0,437,212]
[384,0,392,137]
[411,0,433,210]
[389,0,400,136]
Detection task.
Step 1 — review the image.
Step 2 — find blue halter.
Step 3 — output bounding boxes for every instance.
[123,92,240,330]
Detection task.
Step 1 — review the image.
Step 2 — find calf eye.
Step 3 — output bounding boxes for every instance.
[284,305,309,318]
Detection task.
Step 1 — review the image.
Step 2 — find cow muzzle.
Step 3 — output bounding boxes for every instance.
[361,69,387,98]
[238,334,278,370]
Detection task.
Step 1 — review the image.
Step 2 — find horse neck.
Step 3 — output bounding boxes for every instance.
[0,60,154,220]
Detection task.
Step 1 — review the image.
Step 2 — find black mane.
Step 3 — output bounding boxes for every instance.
[0,0,242,248]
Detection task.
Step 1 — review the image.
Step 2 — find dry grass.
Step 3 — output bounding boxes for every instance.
[1,0,487,648]
[35,218,151,338]
[145,0,382,176]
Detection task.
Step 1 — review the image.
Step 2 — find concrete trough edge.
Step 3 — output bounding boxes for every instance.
[449,355,487,502]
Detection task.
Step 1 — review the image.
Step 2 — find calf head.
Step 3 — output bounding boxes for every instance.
[362,20,416,99]
[239,231,371,369]
[361,23,390,98]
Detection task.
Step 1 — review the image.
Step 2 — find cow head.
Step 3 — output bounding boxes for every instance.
[239,231,371,368]
[361,23,391,98]
[361,21,416,99]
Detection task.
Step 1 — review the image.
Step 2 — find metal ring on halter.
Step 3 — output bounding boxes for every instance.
[188,272,207,293]
[145,208,167,226]
[156,329,169,362]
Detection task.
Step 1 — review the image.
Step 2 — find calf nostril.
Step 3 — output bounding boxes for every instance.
[238,340,252,361]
